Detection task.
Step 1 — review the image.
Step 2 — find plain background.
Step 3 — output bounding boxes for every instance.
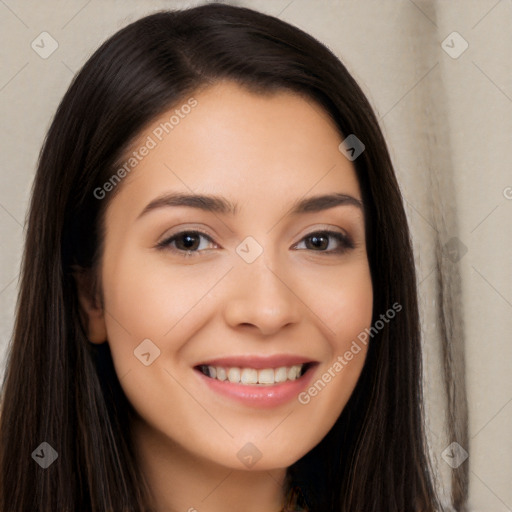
[0,1,511,511]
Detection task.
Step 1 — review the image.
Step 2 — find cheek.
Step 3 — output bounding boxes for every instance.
[293,262,372,417]
[298,259,373,345]
[99,248,174,370]
[100,248,227,368]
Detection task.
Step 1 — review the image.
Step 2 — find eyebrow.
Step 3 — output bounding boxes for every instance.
[136,191,363,219]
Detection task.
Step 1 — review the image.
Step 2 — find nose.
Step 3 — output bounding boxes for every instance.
[222,255,303,336]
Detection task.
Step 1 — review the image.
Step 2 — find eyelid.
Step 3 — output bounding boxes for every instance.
[156,228,217,250]
[292,224,352,245]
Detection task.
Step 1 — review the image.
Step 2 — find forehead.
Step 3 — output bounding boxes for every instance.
[108,80,361,218]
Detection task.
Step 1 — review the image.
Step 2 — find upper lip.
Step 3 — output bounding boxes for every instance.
[194,354,318,370]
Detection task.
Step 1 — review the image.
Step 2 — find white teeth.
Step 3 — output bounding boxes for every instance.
[274,367,288,383]
[227,367,240,383]
[258,368,275,384]
[288,366,299,380]
[201,364,306,385]
[216,367,227,381]
[241,368,258,384]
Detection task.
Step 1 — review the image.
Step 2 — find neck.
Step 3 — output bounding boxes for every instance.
[132,415,288,512]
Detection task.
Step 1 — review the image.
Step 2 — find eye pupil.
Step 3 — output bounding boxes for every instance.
[308,234,328,250]
[179,234,199,250]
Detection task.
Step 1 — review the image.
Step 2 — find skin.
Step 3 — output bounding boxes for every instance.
[76,80,373,512]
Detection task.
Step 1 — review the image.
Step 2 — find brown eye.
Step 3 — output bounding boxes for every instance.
[305,233,329,251]
[174,233,201,251]
[156,230,217,256]
[295,230,354,254]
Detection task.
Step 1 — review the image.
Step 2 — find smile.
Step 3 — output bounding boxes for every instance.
[197,363,312,386]
[193,356,318,408]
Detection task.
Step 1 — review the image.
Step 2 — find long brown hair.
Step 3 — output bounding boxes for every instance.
[1,3,447,510]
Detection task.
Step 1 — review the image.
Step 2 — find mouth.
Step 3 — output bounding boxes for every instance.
[192,355,319,408]
[194,362,315,386]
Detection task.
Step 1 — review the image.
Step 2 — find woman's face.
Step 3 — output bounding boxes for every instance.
[84,81,373,470]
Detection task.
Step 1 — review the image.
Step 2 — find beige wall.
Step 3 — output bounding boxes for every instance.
[1,1,510,510]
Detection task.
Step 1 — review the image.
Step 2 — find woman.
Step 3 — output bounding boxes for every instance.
[0,3,443,511]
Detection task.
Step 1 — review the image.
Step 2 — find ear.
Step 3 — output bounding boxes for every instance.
[72,266,108,344]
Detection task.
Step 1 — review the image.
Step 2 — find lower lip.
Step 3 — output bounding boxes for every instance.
[194,365,317,409]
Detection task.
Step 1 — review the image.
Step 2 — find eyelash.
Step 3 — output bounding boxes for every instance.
[156,229,355,257]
